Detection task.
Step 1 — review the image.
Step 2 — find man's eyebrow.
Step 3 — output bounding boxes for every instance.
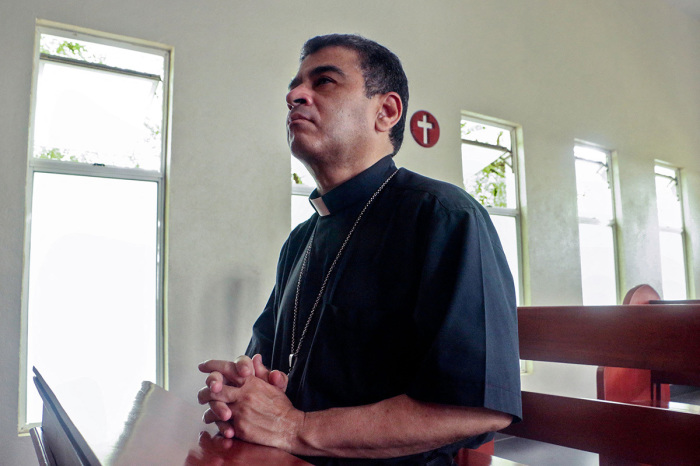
[288,65,346,90]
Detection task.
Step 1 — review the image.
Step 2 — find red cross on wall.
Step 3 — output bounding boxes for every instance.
[410,111,440,148]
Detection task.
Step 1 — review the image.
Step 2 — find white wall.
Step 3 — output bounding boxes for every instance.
[2,1,699,462]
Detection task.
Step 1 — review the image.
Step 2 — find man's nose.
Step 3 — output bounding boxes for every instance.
[286,86,310,109]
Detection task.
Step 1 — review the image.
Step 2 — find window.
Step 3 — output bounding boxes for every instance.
[291,156,315,229]
[461,115,523,304]
[574,144,619,305]
[655,164,688,299]
[19,24,170,431]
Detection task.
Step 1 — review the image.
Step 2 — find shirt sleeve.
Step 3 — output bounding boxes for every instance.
[405,198,522,421]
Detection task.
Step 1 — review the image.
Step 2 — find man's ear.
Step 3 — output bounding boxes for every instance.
[375,92,402,134]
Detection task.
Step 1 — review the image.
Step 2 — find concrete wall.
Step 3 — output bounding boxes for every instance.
[2,0,699,462]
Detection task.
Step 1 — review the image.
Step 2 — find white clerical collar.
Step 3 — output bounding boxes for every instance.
[309,196,331,216]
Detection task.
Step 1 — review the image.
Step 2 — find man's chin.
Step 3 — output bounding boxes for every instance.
[289,140,322,162]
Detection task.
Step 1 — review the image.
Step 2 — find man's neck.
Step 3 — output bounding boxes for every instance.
[304,153,390,195]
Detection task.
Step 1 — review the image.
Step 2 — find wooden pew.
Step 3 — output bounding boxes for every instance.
[646,292,700,390]
[459,302,700,465]
[508,303,700,465]
[598,285,700,407]
[595,285,700,465]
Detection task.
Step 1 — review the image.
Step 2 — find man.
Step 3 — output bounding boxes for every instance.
[198,34,522,465]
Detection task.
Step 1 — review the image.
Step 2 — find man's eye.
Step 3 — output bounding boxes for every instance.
[315,76,333,86]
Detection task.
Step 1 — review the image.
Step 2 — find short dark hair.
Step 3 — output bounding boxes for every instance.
[301,34,409,155]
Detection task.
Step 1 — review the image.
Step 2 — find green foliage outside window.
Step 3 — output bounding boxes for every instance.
[461,121,510,208]
[37,147,78,162]
[469,156,509,208]
[41,38,106,64]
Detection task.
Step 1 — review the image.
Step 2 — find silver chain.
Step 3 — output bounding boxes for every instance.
[289,168,399,370]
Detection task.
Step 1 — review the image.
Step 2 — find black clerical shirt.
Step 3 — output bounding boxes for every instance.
[247,156,522,465]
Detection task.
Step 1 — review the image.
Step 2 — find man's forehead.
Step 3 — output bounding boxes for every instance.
[288,46,362,90]
[297,46,361,75]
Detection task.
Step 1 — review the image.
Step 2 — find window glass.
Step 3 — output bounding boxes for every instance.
[655,166,683,230]
[490,215,520,301]
[26,173,158,423]
[291,156,315,189]
[655,164,687,300]
[41,34,164,76]
[291,195,315,229]
[574,144,618,305]
[461,145,516,209]
[461,116,522,304]
[291,157,315,229]
[33,35,163,170]
[574,146,613,222]
[579,223,617,305]
[461,120,512,148]
[461,119,516,210]
[659,230,687,300]
[21,28,168,430]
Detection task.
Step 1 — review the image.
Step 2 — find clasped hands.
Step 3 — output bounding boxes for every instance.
[197,354,304,452]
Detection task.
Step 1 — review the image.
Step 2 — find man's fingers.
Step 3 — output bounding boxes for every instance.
[198,359,226,373]
[206,371,225,394]
[198,385,237,411]
[211,401,231,421]
[232,355,254,378]
[203,408,217,424]
[202,403,231,424]
[251,353,287,391]
[251,354,270,383]
[199,357,253,386]
[215,420,234,439]
[198,386,213,405]
[269,370,288,392]
[199,360,239,382]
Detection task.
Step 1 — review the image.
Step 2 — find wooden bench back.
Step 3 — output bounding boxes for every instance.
[517,304,700,374]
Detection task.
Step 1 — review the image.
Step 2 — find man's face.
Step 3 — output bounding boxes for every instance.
[286,46,380,163]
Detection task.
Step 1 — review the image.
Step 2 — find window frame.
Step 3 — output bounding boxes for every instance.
[460,112,525,305]
[18,22,171,433]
